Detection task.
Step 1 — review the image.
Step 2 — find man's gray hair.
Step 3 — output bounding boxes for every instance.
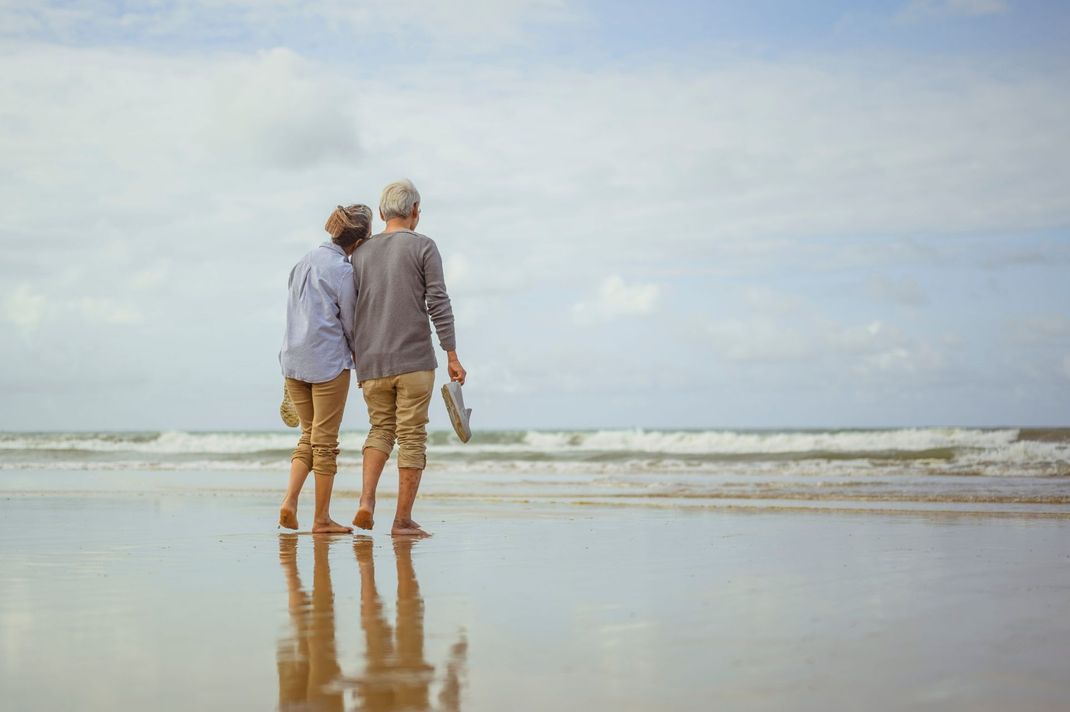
[379,179,421,221]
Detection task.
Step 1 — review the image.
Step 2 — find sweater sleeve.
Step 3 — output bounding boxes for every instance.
[338,263,358,356]
[422,240,456,351]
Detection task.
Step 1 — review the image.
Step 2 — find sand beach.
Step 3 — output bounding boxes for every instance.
[2,434,1069,711]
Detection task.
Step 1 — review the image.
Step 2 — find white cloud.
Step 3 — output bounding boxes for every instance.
[1014,316,1070,343]
[704,312,948,384]
[442,253,533,297]
[1062,355,1070,382]
[832,321,946,377]
[3,44,1068,271]
[1,285,142,332]
[200,48,360,171]
[0,0,577,50]
[857,344,944,376]
[384,59,1069,258]
[866,275,928,306]
[573,276,660,323]
[444,254,472,290]
[0,35,1067,427]
[741,286,804,316]
[706,318,815,364]
[127,265,170,291]
[1,285,47,330]
[75,298,143,325]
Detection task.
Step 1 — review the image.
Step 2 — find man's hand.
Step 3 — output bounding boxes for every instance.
[447,351,466,385]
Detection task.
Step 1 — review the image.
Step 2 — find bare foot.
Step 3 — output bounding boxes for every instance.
[353,495,375,530]
[278,499,298,530]
[312,517,353,534]
[391,517,431,537]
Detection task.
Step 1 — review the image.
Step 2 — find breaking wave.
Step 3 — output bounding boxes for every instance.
[0,428,1067,478]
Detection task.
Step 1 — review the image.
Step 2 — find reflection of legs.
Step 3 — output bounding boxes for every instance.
[280,379,314,529]
[393,371,434,537]
[307,537,343,712]
[355,376,397,530]
[354,536,395,710]
[437,634,469,712]
[277,535,309,709]
[310,371,352,534]
[394,538,434,709]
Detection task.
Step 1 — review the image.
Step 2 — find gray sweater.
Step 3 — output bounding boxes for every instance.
[350,230,456,381]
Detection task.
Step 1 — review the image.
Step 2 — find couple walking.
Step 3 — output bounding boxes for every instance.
[277,179,466,538]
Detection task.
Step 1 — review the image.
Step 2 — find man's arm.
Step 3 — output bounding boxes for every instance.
[423,241,465,384]
[446,350,466,385]
[339,264,358,360]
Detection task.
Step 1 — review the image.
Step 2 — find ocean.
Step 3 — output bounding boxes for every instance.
[2,428,1068,510]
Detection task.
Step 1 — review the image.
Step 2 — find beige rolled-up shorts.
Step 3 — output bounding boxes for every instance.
[360,369,435,469]
[285,369,351,477]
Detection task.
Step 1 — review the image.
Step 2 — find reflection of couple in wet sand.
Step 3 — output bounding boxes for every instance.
[277,535,467,711]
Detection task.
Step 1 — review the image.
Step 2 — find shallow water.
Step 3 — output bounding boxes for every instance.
[1,488,1069,711]
[2,464,1069,515]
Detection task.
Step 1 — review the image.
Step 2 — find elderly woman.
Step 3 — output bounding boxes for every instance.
[278,204,372,532]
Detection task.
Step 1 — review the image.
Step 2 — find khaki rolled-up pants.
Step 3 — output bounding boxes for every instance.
[361,370,435,469]
[286,369,351,477]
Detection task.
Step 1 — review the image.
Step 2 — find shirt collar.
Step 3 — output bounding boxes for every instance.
[320,241,346,257]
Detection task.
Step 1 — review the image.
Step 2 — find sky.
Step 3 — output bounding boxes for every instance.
[0,0,1068,431]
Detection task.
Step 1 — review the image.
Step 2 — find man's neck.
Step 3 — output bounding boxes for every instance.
[383,218,415,233]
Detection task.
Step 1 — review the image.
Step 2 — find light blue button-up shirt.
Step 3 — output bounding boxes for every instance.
[279,242,357,383]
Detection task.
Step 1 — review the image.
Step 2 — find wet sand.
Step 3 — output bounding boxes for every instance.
[1,473,1069,711]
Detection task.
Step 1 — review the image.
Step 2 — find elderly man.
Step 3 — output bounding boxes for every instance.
[351,179,465,537]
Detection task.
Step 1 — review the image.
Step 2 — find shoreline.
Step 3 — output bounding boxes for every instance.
[2,467,1068,519]
[4,489,1070,520]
